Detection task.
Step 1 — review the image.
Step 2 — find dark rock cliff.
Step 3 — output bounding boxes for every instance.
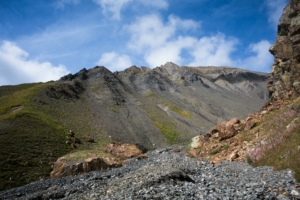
[268,0,300,100]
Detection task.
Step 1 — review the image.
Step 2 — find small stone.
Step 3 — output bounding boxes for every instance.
[291,189,300,196]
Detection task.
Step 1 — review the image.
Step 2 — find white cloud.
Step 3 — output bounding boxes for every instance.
[54,0,81,9]
[126,14,273,71]
[127,14,199,51]
[188,34,238,67]
[126,14,200,67]
[96,52,133,71]
[127,14,175,50]
[239,40,273,71]
[0,41,69,86]
[92,0,131,20]
[145,36,196,67]
[139,0,168,9]
[265,0,288,29]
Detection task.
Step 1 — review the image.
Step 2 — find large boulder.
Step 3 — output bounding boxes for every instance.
[209,118,241,141]
[103,142,147,160]
[50,155,123,178]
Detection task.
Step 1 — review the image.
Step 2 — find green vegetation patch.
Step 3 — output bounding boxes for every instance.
[250,99,300,182]
[0,83,41,98]
[253,127,300,182]
[110,107,120,113]
[153,120,180,145]
[279,30,288,36]
[62,150,113,162]
[0,83,71,190]
[0,117,69,190]
[209,143,229,155]
[162,101,192,118]
[145,107,180,145]
[144,91,156,98]
[0,83,54,118]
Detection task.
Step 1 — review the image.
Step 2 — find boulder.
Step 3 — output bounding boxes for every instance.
[226,118,240,128]
[103,142,147,160]
[209,118,241,140]
[50,156,123,178]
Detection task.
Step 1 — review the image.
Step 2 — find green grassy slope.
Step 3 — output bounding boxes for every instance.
[0,83,70,190]
[249,98,300,182]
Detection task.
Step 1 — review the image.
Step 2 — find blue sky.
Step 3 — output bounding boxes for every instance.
[0,0,288,85]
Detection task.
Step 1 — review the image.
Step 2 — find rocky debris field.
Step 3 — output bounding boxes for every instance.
[0,146,299,200]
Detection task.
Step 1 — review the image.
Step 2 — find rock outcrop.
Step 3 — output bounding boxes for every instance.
[50,154,124,178]
[188,99,289,164]
[50,142,147,178]
[268,0,300,100]
[103,142,147,160]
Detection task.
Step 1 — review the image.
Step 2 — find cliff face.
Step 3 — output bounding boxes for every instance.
[268,0,300,100]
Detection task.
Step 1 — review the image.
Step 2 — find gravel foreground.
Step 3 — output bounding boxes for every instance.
[1,146,300,200]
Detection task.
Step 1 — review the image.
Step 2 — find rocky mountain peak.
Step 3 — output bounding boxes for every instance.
[268,0,300,100]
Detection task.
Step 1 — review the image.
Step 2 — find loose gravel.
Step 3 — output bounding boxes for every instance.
[0,146,299,199]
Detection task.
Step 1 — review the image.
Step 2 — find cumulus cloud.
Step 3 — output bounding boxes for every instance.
[125,13,273,71]
[92,0,131,20]
[145,36,196,67]
[188,34,238,67]
[265,0,288,29]
[54,0,81,9]
[127,14,199,51]
[0,41,69,86]
[239,40,273,71]
[96,52,133,71]
[126,14,200,67]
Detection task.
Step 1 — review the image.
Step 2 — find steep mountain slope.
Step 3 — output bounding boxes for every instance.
[57,63,268,147]
[0,63,268,190]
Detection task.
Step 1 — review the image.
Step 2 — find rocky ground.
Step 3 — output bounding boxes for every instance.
[1,146,299,200]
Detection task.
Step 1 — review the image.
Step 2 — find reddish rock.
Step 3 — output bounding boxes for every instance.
[226,118,240,128]
[219,125,238,141]
[50,156,123,178]
[104,142,147,160]
[209,118,240,141]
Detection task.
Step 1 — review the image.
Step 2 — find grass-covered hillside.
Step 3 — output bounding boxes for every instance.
[249,98,300,182]
[0,83,71,190]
